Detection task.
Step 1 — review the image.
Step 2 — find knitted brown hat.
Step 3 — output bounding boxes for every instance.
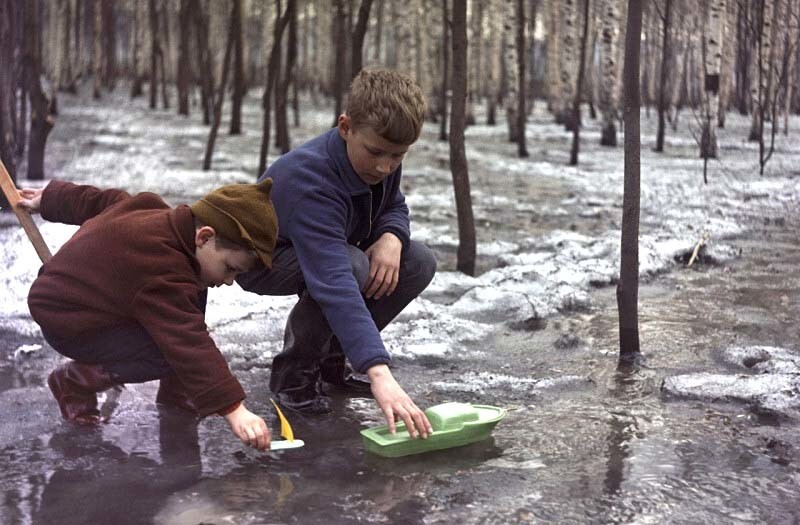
[190,178,278,268]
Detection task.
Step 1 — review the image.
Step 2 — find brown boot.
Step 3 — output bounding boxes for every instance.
[156,374,198,415]
[47,362,117,425]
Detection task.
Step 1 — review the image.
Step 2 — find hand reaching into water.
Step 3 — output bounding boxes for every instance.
[368,364,432,439]
[224,403,271,451]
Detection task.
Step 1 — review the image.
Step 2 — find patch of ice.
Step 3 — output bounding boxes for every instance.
[662,372,800,414]
[720,346,800,375]
[12,344,42,359]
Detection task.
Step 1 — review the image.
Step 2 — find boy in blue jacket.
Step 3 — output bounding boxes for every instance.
[238,69,436,438]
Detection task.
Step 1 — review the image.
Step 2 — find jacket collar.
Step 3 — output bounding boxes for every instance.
[326,128,372,196]
[170,205,202,275]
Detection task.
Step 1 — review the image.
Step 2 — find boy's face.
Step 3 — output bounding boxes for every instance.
[194,227,256,289]
[338,114,409,186]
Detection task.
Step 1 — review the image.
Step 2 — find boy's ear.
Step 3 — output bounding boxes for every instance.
[337,114,350,139]
[195,225,216,247]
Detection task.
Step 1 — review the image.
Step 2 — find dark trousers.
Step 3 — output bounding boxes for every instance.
[41,291,208,385]
[237,240,437,398]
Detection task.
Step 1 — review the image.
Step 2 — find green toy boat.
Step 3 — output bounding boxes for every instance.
[361,402,506,458]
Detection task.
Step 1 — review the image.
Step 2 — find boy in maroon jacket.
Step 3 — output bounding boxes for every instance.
[17,179,277,451]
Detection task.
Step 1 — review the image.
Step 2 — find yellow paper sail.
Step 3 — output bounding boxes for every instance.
[270,399,295,442]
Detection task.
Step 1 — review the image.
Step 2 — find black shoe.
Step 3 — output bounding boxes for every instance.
[323,374,373,395]
[275,391,333,415]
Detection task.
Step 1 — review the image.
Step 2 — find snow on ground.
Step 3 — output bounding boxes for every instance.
[661,345,800,416]
[1,91,799,385]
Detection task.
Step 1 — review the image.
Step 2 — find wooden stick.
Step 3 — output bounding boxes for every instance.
[0,159,52,263]
[687,232,709,268]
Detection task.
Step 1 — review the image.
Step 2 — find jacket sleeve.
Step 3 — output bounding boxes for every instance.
[370,167,411,250]
[286,191,392,373]
[40,180,131,226]
[132,275,246,417]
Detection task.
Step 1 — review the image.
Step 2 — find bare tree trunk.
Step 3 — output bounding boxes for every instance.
[783,0,799,134]
[545,0,562,115]
[0,0,19,205]
[258,0,290,176]
[351,0,374,79]
[527,0,538,114]
[102,0,116,91]
[203,3,235,171]
[700,0,726,159]
[569,0,591,165]
[718,0,737,127]
[276,0,296,153]
[617,0,642,358]
[191,0,214,125]
[158,1,169,109]
[148,0,159,108]
[467,0,483,125]
[450,0,476,276]
[15,35,27,160]
[177,0,191,115]
[24,0,56,180]
[654,0,672,152]
[131,0,144,97]
[58,0,76,92]
[516,0,529,156]
[599,0,624,146]
[487,0,502,124]
[735,1,751,114]
[373,0,384,62]
[504,0,520,142]
[440,0,450,140]
[331,0,347,125]
[93,0,103,99]
[749,0,775,144]
[229,0,244,134]
[560,0,579,129]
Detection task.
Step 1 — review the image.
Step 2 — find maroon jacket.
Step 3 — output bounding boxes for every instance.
[28,180,245,417]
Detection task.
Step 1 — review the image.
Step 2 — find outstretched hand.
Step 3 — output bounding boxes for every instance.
[224,403,271,451]
[16,187,44,214]
[368,364,432,439]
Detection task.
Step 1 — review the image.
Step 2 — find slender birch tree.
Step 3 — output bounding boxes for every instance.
[598,0,624,146]
[569,0,592,164]
[516,0,529,156]
[503,0,520,142]
[560,0,579,129]
[450,0,477,276]
[618,0,643,357]
[701,0,726,159]
[24,0,57,180]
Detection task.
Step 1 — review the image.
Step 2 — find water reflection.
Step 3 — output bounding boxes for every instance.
[31,408,201,525]
[603,361,641,496]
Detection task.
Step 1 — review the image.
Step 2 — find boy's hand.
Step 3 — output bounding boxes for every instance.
[368,364,432,439]
[16,187,44,214]
[224,403,271,451]
[364,233,402,299]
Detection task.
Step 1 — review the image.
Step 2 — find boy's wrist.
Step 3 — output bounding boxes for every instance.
[367,363,391,381]
[218,401,242,418]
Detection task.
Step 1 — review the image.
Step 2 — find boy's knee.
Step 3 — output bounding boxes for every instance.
[402,241,436,292]
[348,245,371,290]
[414,242,437,287]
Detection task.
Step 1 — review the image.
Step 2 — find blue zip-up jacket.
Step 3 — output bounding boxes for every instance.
[260,128,411,372]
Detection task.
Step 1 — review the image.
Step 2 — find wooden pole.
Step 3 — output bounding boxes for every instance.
[0,158,52,263]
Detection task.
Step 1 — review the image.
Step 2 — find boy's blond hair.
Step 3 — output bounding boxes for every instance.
[346,69,427,146]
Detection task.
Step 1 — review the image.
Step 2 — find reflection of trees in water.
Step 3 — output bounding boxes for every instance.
[1,437,49,525]
[603,362,641,497]
[29,409,202,525]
